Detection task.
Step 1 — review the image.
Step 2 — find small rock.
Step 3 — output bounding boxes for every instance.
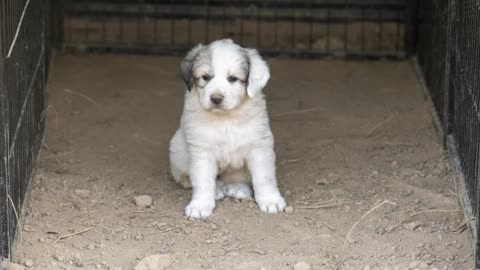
[284,206,294,214]
[285,190,292,196]
[24,260,34,268]
[134,254,172,270]
[9,263,26,270]
[315,178,329,185]
[293,261,311,270]
[88,244,96,250]
[55,255,65,262]
[364,265,371,270]
[371,170,379,177]
[260,267,268,270]
[403,221,422,231]
[133,195,153,208]
[409,260,428,269]
[74,189,90,198]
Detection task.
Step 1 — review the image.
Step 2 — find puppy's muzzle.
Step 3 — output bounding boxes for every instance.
[210,94,224,105]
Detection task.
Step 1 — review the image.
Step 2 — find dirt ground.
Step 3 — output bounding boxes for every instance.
[13,54,473,270]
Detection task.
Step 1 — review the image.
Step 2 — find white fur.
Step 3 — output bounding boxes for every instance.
[169,39,286,219]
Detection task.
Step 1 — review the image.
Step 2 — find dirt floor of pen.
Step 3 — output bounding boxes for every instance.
[15,54,473,270]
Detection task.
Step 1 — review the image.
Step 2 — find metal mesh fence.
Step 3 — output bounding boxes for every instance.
[0,0,48,263]
[60,0,413,59]
[417,0,480,266]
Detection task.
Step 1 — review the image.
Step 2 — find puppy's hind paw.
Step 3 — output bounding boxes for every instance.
[185,201,215,219]
[256,194,286,214]
[222,183,253,200]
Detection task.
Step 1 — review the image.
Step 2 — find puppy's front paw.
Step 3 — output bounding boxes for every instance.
[256,193,286,214]
[185,201,215,219]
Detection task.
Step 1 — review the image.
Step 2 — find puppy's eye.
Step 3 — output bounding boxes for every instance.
[202,75,211,81]
[228,76,238,83]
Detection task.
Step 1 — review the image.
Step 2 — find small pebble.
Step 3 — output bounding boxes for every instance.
[88,244,96,250]
[409,260,428,269]
[293,261,311,270]
[403,221,422,231]
[284,206,294,214]
[24,260,34,268]
[315,178,329,185]
[133,195,153,207]
[134,254,172,270]
[55,255,65,262]
[285,190,292,196]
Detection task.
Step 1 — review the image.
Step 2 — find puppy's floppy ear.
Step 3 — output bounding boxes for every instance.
[245,48,270,98]
[180,44,204,91]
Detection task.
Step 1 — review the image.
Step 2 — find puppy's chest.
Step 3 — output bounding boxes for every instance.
[209,125,254,168]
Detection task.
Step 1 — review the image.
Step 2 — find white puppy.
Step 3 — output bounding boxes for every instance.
[169,39,286,219]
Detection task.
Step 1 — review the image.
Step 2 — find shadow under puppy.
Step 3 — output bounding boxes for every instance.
[169,39,286,219]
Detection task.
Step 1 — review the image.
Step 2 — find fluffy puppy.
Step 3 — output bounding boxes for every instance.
[169,39,286,219]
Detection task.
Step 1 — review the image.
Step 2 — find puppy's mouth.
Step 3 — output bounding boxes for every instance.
[209,106,227,113]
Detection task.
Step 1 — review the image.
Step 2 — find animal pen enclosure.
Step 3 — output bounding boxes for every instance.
[1,0,480,269]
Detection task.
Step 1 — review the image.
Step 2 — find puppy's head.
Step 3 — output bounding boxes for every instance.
[181,39,270,112]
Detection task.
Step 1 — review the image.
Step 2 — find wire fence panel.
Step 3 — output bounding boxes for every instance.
[417,0,480,266]
[0,0,48,263]
[60,0,413,59]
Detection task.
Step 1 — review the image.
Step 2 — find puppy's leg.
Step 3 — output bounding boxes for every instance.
[247,148,286,213]
[218,169,252,199]
[169,129,191,188]
[185,152,217,219]
[215,180,225,200]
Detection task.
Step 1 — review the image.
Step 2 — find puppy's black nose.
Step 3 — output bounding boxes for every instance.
[210,94,224,105]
